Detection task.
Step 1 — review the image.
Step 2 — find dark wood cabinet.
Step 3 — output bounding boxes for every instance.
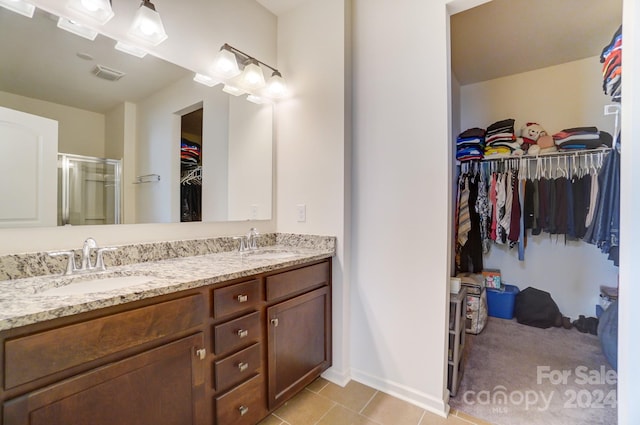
[267,286,332,409]
[265,261,332,410]
[0,258,332,425]
[4,333,206,425]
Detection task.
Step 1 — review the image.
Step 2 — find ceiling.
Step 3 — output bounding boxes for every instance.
[451,0,623,85]
[0,8,190,113]
[256,0,309,16]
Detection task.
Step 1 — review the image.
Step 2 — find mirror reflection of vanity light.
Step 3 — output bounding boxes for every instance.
[223,84,246,96]
[114,41,148,58]
[0,0,35,17]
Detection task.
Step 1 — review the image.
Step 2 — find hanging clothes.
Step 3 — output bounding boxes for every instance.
[584,147,620,265]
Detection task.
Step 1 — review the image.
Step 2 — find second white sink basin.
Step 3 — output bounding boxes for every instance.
[41,275,154,296]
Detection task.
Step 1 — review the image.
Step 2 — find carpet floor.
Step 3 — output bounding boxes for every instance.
[449,317,617,425]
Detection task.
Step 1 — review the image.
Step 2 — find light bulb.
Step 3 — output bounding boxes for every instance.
[80,0,100,12]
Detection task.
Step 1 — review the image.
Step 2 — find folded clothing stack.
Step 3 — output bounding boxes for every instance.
[600,25,622,102]
[484,118,520,157]
[553,127,613,150]
[456,127,485,161]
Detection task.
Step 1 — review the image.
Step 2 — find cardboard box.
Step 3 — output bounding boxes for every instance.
[482,269,502,289]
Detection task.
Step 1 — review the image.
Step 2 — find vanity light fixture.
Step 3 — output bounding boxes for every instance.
[238,59,266,91]
[212,43,289,100]
[265,70,288,99]
[57,16,99,40]
[67,0,114,25]
[114,40,148,58]
[211,45,242,79]
[128,0,168,46]
[0,0,36,18]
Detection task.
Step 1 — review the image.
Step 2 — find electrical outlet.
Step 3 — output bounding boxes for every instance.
[296,204,306,222]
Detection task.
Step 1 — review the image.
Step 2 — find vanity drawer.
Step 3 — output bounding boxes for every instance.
[266,261,330,302]
[4,294,205,390]
[214,343,261,392]
[216,374,265,425]
[213,279,260,319]
[213,311,261,355]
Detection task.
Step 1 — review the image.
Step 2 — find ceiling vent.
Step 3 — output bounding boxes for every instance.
[92,65,126,81]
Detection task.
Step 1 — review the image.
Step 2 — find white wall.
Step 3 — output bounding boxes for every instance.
[135,76,229,223]
[619,1,640,423]
[275,0,351,385]
[459,57,619,319]
[0,90,105,157]
[227,97,273,220]
[460,57,616,136]
[351,0,452,415]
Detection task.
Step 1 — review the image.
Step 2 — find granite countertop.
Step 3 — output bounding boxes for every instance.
[0,245,334,332]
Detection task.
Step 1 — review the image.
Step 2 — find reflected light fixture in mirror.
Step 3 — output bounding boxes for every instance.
[128,0,168,46]
[67,0,114,25]
[114,40,148,58]
[0,0,35,17]
[57,16,99,40]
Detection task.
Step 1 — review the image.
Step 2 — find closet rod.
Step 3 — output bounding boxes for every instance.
[468,147,612,163]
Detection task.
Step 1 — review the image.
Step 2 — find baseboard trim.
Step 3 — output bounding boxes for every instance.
[321,366,351,387]
[350,368,449,417]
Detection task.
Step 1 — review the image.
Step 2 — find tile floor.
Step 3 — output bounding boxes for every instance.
[258,378,494,425]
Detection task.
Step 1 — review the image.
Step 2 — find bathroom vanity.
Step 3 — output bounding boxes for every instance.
[0,236,333,425]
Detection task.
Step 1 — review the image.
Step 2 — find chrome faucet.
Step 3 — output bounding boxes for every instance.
[247,227,260,250]
[49,238,117,275]
[234,228,260,253]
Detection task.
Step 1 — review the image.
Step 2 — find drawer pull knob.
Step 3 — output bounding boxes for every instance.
[271,318,279,327]
[237,294,248,303]
[195,348,206,360]
[237,329,249,338]
[239,405,249,416]
[238,362,249,372]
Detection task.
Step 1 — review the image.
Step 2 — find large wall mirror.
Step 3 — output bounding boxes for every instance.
[0,6,273,228]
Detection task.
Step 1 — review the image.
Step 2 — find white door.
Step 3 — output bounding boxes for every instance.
[0,106,58,227]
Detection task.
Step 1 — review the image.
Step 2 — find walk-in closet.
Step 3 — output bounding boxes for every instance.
[447,1,622,424]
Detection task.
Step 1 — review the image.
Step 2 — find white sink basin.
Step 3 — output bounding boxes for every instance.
[41,275,154,296]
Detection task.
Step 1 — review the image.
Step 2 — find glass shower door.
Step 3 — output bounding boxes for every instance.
[58,154,121,226]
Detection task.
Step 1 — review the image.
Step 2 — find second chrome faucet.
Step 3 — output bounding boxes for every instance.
[234,228,260,253]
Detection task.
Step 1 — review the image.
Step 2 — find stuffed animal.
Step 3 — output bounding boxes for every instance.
[518,122,558,155]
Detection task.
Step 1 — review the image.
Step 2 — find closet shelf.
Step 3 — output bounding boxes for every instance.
[459,147,612,164]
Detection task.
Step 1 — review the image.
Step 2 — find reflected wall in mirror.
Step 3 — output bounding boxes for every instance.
[0,7,273,228]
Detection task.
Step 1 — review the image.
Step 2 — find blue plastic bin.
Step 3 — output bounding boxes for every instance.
[486,284,519,319]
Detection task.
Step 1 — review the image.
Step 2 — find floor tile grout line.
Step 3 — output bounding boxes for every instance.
[417,410,426,425]
[359,389,379,415]
[312,402,338,425]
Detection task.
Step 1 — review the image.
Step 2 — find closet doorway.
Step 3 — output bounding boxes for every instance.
[447,0,622,424]
[180,107,203,222]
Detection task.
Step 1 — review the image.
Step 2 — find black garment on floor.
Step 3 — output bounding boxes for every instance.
[514,287,563,329]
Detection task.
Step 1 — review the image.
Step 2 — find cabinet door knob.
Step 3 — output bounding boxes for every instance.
[237,329,249,338]
[237,294,248,303]
[238,405,249,416]
[195,348,206,360]
[270,318,279,327]
[238,362,249,372]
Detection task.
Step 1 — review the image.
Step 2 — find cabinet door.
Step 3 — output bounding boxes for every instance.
[267,287,331,409]
[4,333,206,425]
